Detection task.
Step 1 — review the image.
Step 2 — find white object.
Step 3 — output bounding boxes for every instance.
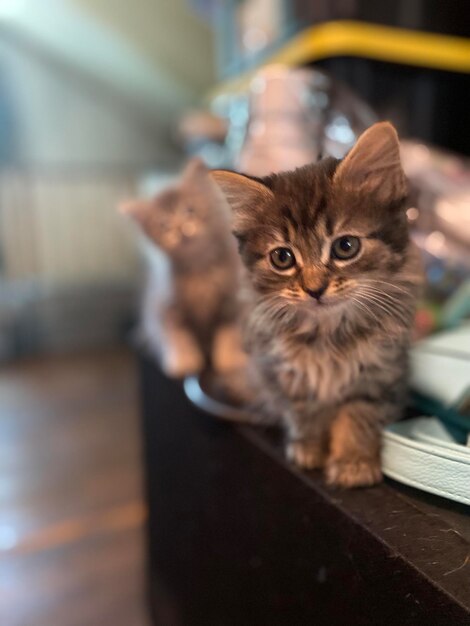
[410,323,470,410]
[382,417,470,506]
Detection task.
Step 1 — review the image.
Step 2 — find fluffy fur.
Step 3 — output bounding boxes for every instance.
[122,158,243,378]
[212,122,422,487]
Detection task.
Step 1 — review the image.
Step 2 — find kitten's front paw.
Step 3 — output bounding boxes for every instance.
[161,348,204,378]
[286,440,325,470]
[325,458,382,488]
[212,325,247,374]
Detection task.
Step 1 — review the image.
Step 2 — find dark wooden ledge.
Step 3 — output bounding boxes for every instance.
[138,355,470,626]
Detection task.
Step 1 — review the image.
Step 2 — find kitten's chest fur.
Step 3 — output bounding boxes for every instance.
[175,264,234,329]
[252,321,406,409]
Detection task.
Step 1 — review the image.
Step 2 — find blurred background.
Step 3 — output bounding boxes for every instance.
[0,1,468,625]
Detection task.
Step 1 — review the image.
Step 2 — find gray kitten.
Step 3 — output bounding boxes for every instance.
[212,123,422,488]
[122,158,243,378]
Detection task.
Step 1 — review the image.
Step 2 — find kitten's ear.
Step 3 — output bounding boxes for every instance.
[210,170,273,231]
[119,198,151,227]
[182,156,207,181]
[333,122,407,204]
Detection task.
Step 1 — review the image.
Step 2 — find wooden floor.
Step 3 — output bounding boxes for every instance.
[0,347,150,626]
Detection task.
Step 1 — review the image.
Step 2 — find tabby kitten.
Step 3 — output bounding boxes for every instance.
[122,158,242,378]
[212,122,422,487]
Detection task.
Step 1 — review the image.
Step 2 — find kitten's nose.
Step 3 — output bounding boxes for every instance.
[305,283,328,300]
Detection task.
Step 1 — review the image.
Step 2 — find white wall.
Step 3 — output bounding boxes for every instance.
[0,35,180,167]
[74,0,216,95]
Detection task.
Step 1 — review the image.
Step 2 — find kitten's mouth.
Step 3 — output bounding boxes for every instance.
[306,295,343,310]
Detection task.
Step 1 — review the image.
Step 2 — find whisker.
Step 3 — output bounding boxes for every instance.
[355,293,396,319]
[360,279,412,296]
[357,285,414,309]
[357,285,414,311]
[355,290,410,324]
[356,286,408,309]
[348,296,381,325]
[356,292,403,321]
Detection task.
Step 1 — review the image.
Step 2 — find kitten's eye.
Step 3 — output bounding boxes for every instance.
[270,247,296,270]
[331,236,361,260]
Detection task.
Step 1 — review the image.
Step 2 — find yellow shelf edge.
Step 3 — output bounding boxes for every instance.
[207,20,470,100]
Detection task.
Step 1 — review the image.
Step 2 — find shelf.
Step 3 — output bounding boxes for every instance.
[207,20,470,100]
[139,354,470,625]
